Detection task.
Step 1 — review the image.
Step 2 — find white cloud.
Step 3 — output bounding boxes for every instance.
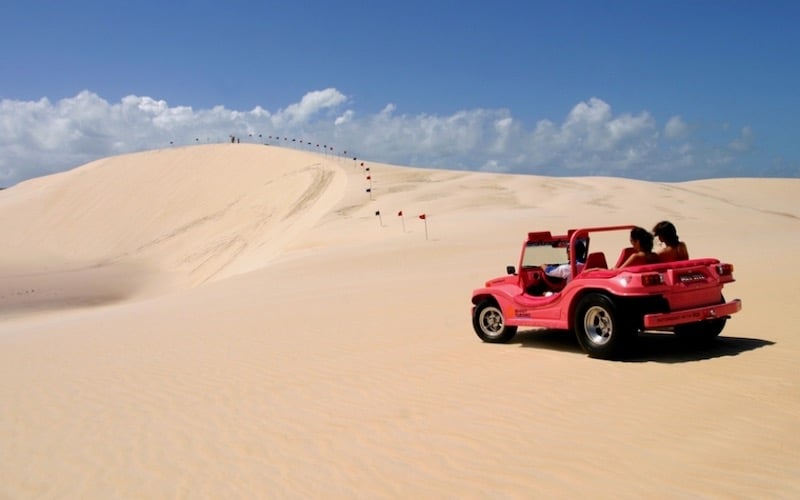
[728,126,753,152]
[380,104,396,116]
[273,88,347,126]
[490,116,515,154]
[334,110,354,125]
[0,89,761,186]
[480,159,507,173]
[664,116,688,139]
[566,97,612,127]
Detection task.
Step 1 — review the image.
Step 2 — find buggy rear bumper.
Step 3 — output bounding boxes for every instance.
[643,299,742,328]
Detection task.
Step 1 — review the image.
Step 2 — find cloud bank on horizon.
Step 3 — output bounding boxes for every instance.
[0,88,786,186]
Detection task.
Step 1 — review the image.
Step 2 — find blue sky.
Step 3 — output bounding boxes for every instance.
[1,0,798,185]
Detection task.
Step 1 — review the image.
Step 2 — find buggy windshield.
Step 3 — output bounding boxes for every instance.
[521,243,570,268]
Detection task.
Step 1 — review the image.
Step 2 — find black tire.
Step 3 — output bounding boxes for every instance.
[574,293,633,359]
[674,318,726,341]
[674,296,727,342]
[473,300,517,343]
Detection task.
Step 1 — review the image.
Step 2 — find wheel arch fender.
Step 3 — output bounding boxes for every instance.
[472,292,499,307]
[568,288,617,330]
[471,286,517,307]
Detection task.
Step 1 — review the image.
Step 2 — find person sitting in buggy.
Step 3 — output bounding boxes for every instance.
[544,239,587,281]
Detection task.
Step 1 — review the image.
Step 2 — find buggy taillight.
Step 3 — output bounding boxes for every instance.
[641,273,664,286]
[716,263,734,276]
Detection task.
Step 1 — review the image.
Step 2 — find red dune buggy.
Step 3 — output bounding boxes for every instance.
[471,225,742,359]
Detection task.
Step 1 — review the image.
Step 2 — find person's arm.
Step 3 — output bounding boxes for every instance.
[618,252,641,269]
[547,264,571,279]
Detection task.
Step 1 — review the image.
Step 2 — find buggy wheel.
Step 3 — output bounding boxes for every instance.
[674,296,727,342]
[473,300,517,343]
[574,293,632,359]
[674,318,726,341]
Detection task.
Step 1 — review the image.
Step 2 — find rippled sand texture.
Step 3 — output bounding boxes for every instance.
[1,144,798,498]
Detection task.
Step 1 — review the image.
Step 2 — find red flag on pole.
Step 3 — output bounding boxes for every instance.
[397,210,403,216]
[418,214,426,220]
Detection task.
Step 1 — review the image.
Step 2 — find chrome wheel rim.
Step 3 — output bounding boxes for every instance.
[479,306,505,338]
[584,306,613,346]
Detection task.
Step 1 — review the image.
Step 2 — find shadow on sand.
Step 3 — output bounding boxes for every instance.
[512,329,774,363]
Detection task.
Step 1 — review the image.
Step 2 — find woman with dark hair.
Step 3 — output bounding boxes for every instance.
[652,220,689,262]
[618,226,659,268]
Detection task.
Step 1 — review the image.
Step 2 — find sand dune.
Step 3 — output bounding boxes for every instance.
[1,144,799,498]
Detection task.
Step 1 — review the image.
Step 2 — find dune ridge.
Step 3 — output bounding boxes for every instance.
[1,144,799,498]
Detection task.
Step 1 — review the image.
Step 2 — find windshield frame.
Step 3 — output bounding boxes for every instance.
[520,241,570,269]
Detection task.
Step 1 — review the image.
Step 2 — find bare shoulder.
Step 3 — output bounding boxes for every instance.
[678,242,689,259]
[619,251,644,268]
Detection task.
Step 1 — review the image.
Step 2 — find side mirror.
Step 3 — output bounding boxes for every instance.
[507,265,516,275]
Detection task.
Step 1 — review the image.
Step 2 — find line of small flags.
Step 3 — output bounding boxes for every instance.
[374,210,426,220]
[374,210,428,239]
[219,136,433,238]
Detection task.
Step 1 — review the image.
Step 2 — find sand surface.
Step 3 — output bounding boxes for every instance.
[1,144,798,498]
